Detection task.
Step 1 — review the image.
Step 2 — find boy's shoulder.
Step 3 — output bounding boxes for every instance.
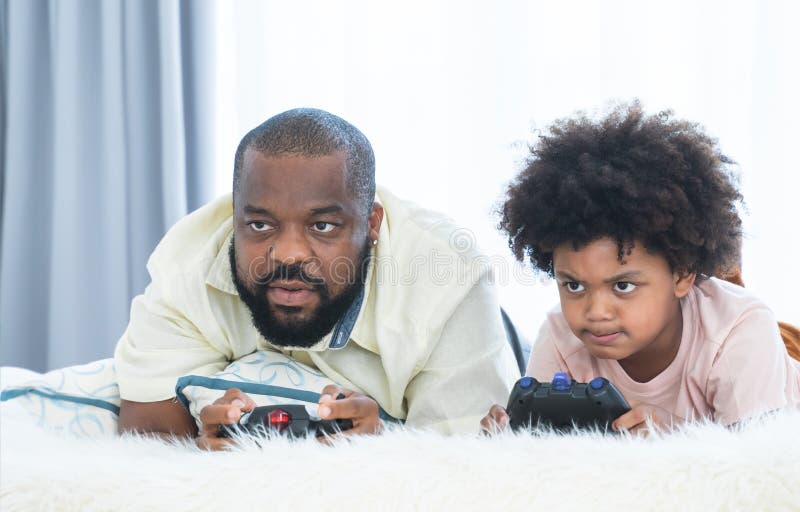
[690,277,776,344]
[542,304,587,359]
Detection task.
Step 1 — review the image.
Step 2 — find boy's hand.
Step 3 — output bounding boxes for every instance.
[196,388,256,451]
[612,403,683,436]
[480,404,510,435]
[316,384,383,439]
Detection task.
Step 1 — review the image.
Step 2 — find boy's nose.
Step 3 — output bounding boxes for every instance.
[584,293,615,321]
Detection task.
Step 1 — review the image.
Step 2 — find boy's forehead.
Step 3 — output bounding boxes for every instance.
[553,238,668,277]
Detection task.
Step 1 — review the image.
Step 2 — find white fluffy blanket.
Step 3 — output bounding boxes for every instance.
[2,394,800,512]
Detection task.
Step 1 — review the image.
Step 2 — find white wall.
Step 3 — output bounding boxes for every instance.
[210,0,800,341]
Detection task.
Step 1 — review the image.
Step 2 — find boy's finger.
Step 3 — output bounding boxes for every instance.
[612,410,644,432]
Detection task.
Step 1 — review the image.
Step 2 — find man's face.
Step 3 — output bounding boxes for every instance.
[552,237,694,379]
[230,149,377,348]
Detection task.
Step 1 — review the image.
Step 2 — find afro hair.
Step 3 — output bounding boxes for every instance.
[500,102,743,277]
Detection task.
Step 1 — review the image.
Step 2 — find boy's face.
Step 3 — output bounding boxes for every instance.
[552,238,695,379]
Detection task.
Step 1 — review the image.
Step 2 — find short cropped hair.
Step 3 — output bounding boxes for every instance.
[500,102,743,277]
[233,108,376,215]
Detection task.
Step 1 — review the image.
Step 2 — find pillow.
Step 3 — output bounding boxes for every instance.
[176,350,338,425]
[0,358,119,436]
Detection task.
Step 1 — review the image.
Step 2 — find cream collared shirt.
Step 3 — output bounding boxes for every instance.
[114,186,519,434]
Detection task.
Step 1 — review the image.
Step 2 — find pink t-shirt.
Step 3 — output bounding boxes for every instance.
[527,277,800,425]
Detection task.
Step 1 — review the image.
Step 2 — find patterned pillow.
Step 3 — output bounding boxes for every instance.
[0,359,119,436]
[176,350,338,424]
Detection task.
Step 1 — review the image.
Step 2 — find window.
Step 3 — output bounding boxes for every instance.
[212,0,800,337]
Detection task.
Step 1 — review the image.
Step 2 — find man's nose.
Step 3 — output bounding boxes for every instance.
[584,292,614,321]
[270,226,312,265]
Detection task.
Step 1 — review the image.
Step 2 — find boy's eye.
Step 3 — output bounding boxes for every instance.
[613,282,637,293]
[249,222,272,232]
[312,222,336,233]
[564,282,585,293]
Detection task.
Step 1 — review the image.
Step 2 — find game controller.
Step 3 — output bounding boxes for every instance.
[218,393,354,439]
[506,372,631,432]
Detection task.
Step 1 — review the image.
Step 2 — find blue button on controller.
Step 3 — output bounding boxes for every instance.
[519,376,534,389]
[551,372,570,391]
[589,377,605,390]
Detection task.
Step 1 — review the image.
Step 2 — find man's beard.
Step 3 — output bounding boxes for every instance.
[229,238,371,348]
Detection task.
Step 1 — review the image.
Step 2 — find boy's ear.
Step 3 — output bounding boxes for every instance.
[673,271,696,298]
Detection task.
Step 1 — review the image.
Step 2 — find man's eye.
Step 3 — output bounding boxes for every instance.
[312,222,336,233]
[614,282,637,293]
[563,282,585,293]
[249,222,271,232]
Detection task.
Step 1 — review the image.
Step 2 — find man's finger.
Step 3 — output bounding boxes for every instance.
[319,384,348,403]
[199,403,244,437]
[196,434,235,451]
[318,394,374,420]
[215,388,257,411]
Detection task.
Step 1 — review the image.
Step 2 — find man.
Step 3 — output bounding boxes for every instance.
[115,108,518,448]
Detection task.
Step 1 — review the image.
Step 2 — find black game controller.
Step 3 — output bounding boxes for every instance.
[218,393,354,439]
[506,372,631,433]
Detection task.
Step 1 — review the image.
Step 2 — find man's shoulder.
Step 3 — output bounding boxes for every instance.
[146,194,234,280]
[372,186,499,334]
[378,186,486,267]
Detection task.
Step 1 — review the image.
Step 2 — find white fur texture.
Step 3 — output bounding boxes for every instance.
[2,404,799,512]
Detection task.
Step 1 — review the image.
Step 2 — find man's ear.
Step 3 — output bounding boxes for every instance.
[673,271,696,298]
[368,202,384,243]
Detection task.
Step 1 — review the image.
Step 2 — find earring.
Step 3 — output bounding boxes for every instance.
[372,239,378,246]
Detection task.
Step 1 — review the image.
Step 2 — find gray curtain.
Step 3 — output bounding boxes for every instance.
[0,0,217,371]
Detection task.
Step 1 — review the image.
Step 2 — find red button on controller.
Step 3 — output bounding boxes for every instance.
[266,408,292,432]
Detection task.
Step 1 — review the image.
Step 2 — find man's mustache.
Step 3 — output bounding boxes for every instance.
[252,263,326,289]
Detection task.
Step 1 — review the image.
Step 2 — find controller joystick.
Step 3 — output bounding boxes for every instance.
[506,373,630,433]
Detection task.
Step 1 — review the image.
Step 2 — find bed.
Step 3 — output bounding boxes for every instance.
[2,361,799,511]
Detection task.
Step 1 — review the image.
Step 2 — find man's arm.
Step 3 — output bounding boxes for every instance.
[118,398,198,437]
[114,279,228,436]
[403,274,520,434]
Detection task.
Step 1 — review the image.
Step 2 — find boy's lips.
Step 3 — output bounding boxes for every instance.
[584,330,623,345]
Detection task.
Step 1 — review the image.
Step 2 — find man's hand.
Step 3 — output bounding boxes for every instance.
[479,404,509,435]
[196,388,256,451]
[316,384,383,438]
[612,403,683,436]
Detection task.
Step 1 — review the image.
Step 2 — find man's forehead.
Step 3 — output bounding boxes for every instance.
[237,149,355,211]
[242,147,346,167]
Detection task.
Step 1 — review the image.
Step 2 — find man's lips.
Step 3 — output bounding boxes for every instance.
[267,280,317,306]
[268,280,313,291]
[584,330,623,345]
